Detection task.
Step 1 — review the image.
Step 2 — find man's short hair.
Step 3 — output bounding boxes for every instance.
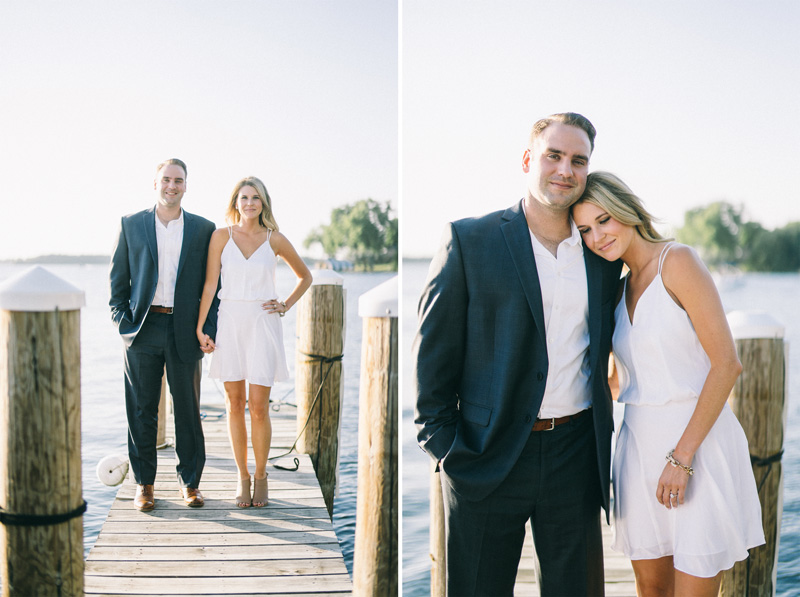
[156,158,188,178]
[529,113,596,153]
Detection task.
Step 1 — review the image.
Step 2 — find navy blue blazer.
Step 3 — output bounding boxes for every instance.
[414,200,623,514]
[109,207,218,363]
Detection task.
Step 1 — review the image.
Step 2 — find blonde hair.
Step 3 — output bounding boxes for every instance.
[575,171,669,243]
[226,176,279,231]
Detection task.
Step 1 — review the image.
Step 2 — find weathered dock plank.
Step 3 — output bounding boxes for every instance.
[514,519,637,596]
[84,403,352,595]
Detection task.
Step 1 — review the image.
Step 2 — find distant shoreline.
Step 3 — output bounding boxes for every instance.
[0,255,374,270]
[0,255,111,265]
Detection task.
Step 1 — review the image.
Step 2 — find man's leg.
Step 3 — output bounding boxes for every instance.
[165,323,205,488]
[530,413,604,597]
[441,433,542,596]
[123,316,167,485]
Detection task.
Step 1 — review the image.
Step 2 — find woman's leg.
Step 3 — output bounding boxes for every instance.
[249,383,272,506]
[631,556,674,597]
[224,381,251,501]
[673,569,721,597]
[248,384,273,478]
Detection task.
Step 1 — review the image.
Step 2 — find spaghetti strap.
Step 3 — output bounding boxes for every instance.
[228,226,233,239]
[657,241,676,275]
[267,229,273,241]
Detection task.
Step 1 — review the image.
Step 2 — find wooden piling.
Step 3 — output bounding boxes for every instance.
[0,266,85,596]
[157,369,170,448]
[721,311,787,597]
[353,277,398,595]
[295,270,344,516]
[430,462,446,597]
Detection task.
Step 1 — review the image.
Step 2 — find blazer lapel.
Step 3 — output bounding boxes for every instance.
[501,201,546,345]
[143,208,158,268]
[176,209,194,282]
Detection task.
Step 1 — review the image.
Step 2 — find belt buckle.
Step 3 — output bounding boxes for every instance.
[545,417,555,431]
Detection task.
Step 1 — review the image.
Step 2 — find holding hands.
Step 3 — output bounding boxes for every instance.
[197,330,216,354]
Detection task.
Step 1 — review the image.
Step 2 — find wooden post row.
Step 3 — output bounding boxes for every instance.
[721,310,788,597]
[353,276,398,596]
[295,270,345,517]
[0,267,85,596]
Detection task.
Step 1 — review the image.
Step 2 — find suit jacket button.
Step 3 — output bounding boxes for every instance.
[525,415,532,423]
[537,372,544,381]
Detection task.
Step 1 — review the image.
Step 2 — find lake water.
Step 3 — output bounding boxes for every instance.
[402,258,800,596]
[0,262,395,578]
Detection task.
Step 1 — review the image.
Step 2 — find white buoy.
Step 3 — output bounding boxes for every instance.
[96,454,129,486]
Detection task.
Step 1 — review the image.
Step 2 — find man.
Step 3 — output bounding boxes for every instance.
[414,113,623,595]
[109,158,218,511]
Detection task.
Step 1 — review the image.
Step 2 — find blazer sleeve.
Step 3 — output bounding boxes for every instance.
[108,217,132,329]
[413,222,468,463]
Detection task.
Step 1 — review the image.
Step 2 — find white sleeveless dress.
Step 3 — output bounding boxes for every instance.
[208,227,289,386]
[611,242,765,577]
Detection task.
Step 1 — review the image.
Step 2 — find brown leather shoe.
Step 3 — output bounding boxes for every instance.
[134,484,154,511]
[180,487,204,507]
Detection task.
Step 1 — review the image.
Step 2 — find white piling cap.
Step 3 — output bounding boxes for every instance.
[310,269,344,286]
[358,275,397,318]
[727,310,785,340]
[0,266,86,312]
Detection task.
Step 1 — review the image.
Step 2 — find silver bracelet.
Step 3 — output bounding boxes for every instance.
[666,449,694,476]
[279,301,287,317]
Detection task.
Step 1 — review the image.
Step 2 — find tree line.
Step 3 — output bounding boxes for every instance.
[301,198,798,273]
[677,201,800,272]
[304,198,397,271]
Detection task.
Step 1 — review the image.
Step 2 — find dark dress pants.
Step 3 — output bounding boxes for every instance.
[123,312,206,487]
[441,412,604,596]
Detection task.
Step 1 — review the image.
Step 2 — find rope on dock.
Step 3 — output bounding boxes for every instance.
[0,500,87,527]
[269,351,343,471]
[751,450,783,493]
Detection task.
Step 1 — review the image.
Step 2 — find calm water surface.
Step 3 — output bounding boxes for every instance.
[0,262,394,578]
[402,259,800,596]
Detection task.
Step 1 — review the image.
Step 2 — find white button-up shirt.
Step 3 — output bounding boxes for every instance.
[528,221,591,418]
[152,207,184,308]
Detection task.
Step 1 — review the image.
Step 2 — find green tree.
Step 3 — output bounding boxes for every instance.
[677,201,800,272]
[742,222,800,272]
[739,221,768,271]
[676,201,743,267]
[304,199,397,271]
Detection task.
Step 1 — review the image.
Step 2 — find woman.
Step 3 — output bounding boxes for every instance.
[197,176,312,508]
[572,171,764,596]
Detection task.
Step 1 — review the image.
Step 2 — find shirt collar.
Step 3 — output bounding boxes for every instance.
[521,201,583,249]
[154,206,184,231]
[564,219,582,247]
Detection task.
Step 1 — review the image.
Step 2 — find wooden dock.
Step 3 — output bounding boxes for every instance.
[514,519,636,596]
[84,402,353,596]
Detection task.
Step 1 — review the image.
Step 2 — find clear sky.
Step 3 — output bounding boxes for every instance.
[0,1,397,260]
[402,1,800,257]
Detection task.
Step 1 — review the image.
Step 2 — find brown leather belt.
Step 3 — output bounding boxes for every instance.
[532,408,588,432]
[149,305,174,314]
